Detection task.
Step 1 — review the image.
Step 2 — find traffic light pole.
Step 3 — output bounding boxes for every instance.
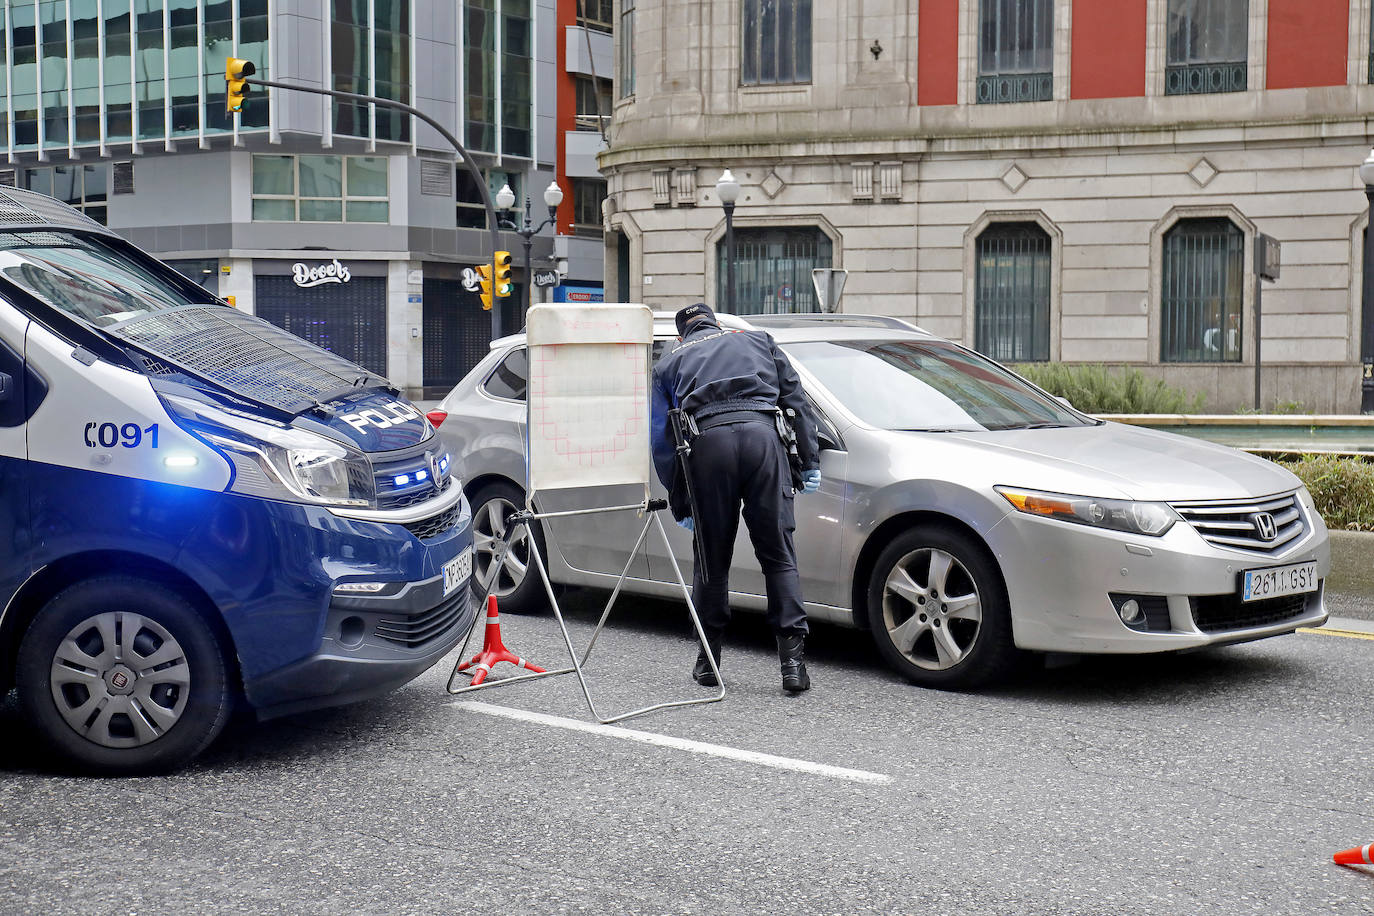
[238,74,507,340]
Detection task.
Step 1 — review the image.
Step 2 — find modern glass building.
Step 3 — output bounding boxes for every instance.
[0,0,561,397]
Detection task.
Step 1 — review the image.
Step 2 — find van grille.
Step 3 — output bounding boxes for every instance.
[374,589,472,648]
[403,501,464,541]
[1170,492,1305,554]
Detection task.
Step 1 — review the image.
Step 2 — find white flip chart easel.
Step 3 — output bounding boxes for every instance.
[447,303,724,722]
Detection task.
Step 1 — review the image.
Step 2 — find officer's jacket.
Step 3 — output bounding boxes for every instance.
[649,322,820,496]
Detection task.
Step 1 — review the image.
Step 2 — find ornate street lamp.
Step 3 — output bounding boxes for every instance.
[496,181,565,316]
[715,169,740,314]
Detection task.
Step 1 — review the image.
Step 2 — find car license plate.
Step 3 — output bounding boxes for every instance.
[443,547,472,597]
[1240,561,1317,603]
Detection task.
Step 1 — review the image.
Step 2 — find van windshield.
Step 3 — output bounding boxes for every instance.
[0,230,198,327]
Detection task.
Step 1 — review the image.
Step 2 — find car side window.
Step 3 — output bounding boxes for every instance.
[482,348,528,401]
[807,394,844,451]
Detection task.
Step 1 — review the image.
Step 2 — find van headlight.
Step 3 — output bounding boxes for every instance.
[162,395,374,507]
[995,486,1178,537]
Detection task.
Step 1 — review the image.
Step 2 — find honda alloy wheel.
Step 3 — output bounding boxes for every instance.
[17,577,232,774]
[866,525,1017,688]
[468,480,548,613]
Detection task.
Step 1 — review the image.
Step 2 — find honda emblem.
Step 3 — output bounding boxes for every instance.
[1252,512,1278,541]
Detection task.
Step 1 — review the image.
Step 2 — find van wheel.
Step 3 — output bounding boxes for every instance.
[16,577,231,775]
[865,525,1017,689]
[469,480,548,613]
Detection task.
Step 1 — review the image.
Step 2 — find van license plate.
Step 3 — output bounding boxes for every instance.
[443,547,472,597]
[1241,561,1317,603]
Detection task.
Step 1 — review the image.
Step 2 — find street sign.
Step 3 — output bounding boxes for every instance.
[811,268,848,313]
[1255,233,1280,282]
[533,269,561,288]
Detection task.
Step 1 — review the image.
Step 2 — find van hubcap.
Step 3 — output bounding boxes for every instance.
[48,612,191,749]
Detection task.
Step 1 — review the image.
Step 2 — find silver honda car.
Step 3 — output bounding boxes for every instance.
[433,312,1329,688]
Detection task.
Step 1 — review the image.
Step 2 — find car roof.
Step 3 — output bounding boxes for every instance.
[489,310,940,348]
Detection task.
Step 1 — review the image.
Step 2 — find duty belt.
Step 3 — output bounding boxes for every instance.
[695,408,775,432]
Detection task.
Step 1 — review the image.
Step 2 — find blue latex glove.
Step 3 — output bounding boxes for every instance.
[678,517,695,532]
[802,469,821,494]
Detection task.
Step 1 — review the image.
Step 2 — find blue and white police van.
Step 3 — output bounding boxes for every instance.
[0,188,475,773]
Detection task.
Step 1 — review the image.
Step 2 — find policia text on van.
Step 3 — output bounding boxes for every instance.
[0,188,475,774]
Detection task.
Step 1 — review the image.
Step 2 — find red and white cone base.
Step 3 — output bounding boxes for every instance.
[457,595,546,686]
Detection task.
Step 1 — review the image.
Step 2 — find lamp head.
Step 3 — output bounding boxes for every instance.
[715,169,740,206]
[1360,149,1374,188]
[495,183,516,210]
[543,181,564,209]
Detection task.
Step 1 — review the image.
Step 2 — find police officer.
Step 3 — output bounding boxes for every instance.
[650,303,821,693]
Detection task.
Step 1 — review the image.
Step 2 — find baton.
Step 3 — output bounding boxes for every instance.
[668,408,709,585]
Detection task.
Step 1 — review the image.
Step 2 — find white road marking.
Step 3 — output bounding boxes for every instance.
[451,700,892,785]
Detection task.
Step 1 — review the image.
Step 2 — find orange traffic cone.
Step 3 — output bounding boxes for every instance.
[1334,843,1374,866]
[456,595,546,686]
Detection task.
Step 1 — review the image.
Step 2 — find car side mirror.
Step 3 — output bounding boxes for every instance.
[818,430,841,452]
[1054,396,1073,409]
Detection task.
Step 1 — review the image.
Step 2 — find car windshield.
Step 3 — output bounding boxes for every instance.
[782,338,1092,431]
[0,230,198,327]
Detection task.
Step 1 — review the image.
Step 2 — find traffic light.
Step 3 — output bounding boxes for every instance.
[226,57,256,113]
[493,251,513,298]
[477,264,494,311]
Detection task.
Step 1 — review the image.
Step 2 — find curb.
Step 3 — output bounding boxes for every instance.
[1328,529,1374,599]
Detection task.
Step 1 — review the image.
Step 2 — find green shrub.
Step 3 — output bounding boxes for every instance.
[1010,363,1205,415]
[1276,455,1374,531]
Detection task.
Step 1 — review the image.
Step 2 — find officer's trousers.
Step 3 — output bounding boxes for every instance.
[687,417,808,637]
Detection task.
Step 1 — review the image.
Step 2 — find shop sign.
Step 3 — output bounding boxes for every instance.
[292,258,352,288]
[533,270,561,288]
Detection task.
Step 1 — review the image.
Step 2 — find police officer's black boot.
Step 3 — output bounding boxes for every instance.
[776,632,810,693]
[691,632,723,686]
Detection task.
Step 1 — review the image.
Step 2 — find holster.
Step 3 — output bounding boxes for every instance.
[774,408,806,491]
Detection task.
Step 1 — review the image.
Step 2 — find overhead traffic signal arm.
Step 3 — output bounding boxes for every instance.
[493,251,513,298]
[226,57,257,113]
[477,263,494,311]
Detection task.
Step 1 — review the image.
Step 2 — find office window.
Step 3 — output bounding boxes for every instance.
[374,0,411,142]
[103,0,133,141]
[977,0,1052,104]
[716,227,831,315]
[572,178,606,234]
[465,0,496,152]
[619,0,635,98]
[974,223,1051,363]
[578,0,613,32]
[1166,0,1248,95]
[1161,218,1244,363]
[12,2,36,148]
[22,164,108,224]
[500,0,531,158]
[574,76,611,131]
[251,154,389,223]
[741,0,811,86]
[455,168,522,230]
[40,0,69,148]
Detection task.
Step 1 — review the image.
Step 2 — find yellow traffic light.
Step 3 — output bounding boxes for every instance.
[226,57,256,113]
[477,264,494,311]
[493,250,513,298]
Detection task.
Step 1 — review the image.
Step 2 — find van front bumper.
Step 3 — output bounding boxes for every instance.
[246,569,479,720]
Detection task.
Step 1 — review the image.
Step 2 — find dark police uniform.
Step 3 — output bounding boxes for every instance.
[649,304,820,692]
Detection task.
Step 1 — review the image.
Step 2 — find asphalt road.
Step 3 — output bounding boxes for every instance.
[2,590,1373,915]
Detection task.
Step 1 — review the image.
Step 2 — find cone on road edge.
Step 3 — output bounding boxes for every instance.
[456,595,546,686]
[1334,844,1374,866]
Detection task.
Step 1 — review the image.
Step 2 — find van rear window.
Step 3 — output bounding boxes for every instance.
[0,231,199,326]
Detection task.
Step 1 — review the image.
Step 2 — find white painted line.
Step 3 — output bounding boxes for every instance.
[451,700,892,785]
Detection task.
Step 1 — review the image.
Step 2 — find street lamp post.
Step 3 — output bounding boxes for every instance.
[1360,149,1374,413]
[496,181,565,318]
[715,169,740,314]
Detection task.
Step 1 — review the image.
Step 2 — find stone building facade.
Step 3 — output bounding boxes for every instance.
[599,0,1374,412]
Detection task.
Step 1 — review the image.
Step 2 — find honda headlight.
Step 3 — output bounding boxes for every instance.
[163,395,373,507]
[995,486,1178,537]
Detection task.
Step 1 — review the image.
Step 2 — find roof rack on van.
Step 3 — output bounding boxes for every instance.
[0,186,115,236]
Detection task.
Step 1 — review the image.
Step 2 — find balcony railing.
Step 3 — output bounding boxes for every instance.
[1165,62,1247,96]
[976,72,1052,104]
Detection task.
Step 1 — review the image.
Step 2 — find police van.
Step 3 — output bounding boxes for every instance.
[0,188,475,773]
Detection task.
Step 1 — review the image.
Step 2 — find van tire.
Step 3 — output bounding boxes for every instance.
[469,480,549,614]
[16,577,232,775]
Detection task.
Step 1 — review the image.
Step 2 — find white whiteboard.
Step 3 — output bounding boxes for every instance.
[525,303,654,495]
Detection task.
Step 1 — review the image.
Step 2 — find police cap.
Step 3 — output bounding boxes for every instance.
[675,302,717,336]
